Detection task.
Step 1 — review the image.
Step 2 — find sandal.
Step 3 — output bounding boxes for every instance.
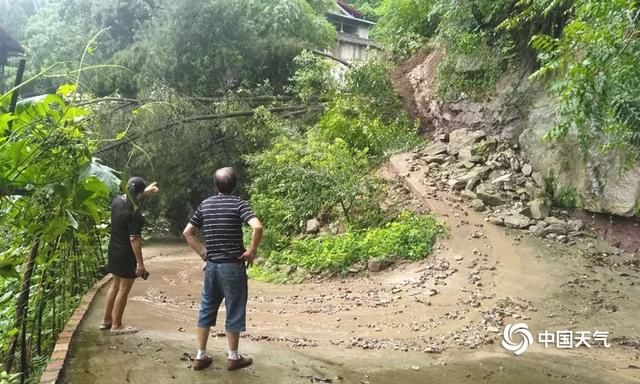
[99,323,112,330]
[110,326,139,335]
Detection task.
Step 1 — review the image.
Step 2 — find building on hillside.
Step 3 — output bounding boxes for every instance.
[0,26,26,93]
[326,1,379,64]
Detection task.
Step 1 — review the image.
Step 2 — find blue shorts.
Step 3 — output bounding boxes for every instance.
[197,261,248,332]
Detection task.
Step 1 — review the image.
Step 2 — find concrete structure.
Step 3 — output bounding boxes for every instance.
[0,26,25,93]
[326,1,378,64]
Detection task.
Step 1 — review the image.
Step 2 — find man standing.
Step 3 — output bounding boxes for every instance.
[183,167,263,371]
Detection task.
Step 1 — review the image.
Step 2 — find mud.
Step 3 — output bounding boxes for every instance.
[62,156,640,384]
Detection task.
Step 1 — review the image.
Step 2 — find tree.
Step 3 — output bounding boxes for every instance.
[529,0,640,165]
[127,0,336,95]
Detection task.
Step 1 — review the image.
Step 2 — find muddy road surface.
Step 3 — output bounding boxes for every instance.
[63,157,640,384]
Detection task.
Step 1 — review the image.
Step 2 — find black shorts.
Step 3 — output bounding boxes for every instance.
[107,251,137,279]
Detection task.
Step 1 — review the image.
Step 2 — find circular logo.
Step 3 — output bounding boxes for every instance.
[502,323,534,355]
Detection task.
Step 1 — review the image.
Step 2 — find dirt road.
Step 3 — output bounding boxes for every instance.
[63,155,640,384]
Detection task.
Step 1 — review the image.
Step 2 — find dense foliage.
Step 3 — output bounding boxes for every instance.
[528,0,640,164]
[0,84,119,382]
[245,52,425,271]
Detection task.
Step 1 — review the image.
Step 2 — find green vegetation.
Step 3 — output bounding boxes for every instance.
[0,83,119,382]
[266,213,445,273]
[530,0,640,166]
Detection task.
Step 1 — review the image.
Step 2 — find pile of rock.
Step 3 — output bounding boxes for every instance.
[411,128,589,243]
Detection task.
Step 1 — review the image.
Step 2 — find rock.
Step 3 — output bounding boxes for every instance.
[521,164,533,176]
[510,158,521,171]
[544,216,565,226]
[528,198,551,220]
[488,326,501,333]
[368,258,390,273]
[491,173,513,185]
[411,365,421,372]
[454,255,464,261]
[438,133,449,142]
[428,289,438,297]
[545,223,567,235]
[466,177,482,191]
[531,171,545,189]
[459,166,491,183]
[306,219,320,234]
[448,129,487,156]
[472,199,485,211]
[518,206,531,217]
[461,189,477,200]
[520,94,640,217]
[447,179,467,191]
[462,160,476,169]
[476,184,506,206]
[529,225,547,237]
[503,214,532,229]
[424,155,447,164]
[488,216,505,226]
[423,142,449,157]
[348,262,366,273]
[567,219,584,232]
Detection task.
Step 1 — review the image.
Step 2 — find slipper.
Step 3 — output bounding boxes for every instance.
[99,323,112,330]
[110,326,139,335]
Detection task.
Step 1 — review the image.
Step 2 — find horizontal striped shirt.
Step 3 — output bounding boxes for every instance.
[190,194,256,262]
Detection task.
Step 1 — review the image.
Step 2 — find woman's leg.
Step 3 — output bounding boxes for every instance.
[102,276,121,326]
[111,277,135,330]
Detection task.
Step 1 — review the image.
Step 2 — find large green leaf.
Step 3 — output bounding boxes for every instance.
[79,158,121,195]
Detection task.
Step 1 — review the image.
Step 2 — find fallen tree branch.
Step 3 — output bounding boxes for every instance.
[96,105,315,154]
[310,49,352,68]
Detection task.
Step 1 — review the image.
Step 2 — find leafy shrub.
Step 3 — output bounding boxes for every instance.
[266,212,445,273]
[246,136,378,237]
[530,0,640,165]
[313,97,419,161]
[554,186,582,209]
[433,0,512,101]
[290,50,337,103]
[373,0,439,60]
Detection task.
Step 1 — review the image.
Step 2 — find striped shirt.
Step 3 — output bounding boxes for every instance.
[189,194,256,262]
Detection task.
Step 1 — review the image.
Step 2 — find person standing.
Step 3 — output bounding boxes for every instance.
[101,177,159,335]
[183,167,263,371]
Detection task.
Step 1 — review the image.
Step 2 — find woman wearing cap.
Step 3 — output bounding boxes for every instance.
[100,177,159,335]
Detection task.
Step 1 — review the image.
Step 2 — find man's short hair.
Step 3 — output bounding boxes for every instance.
[214,167,237,194]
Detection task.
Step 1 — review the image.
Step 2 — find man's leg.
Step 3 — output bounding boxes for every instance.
[111,277,135,330]
[101,276,120,327]
[226,331,240,356]
[196,327,211,353]
[220,263,251,370]
[193,263,222,370]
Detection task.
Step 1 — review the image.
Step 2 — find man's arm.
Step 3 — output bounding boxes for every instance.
[183,223,207,261]
[239,217,263,266]
[130,235,145,276]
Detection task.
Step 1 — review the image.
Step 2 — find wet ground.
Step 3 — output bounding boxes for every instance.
[62,156,640,384]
